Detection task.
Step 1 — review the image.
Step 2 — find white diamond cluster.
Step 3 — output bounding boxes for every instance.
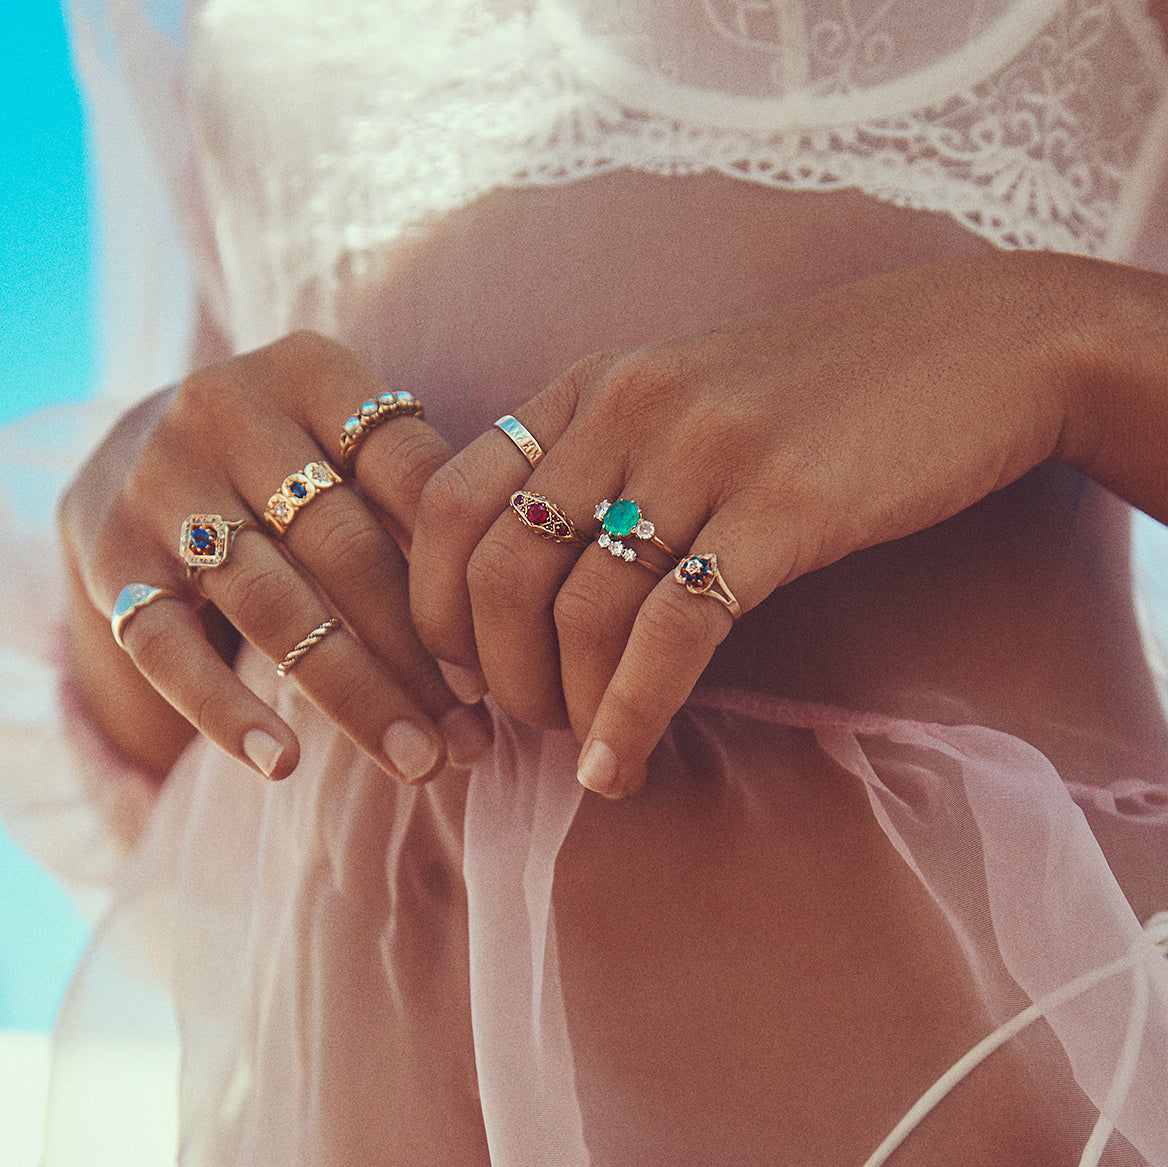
[597,531,638,561]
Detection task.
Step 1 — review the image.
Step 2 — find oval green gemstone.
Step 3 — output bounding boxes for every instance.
[603,498,640,538]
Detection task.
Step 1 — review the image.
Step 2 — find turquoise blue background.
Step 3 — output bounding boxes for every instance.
[0,5,95,1030]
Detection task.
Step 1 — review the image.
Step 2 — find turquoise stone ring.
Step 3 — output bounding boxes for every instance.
[594,498,678,565]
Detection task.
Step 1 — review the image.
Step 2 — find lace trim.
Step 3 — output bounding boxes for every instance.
[190,0,1168,335]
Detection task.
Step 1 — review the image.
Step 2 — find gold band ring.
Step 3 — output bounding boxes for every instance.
[594,499,678,561]
[340,391,424,468]
[264,460,343,536]
[494,415,544,468]
[111,584,182,649]
[674,554,742,619]
[276,616,342,677]
[179,515,259,577]
[509,490,587,547]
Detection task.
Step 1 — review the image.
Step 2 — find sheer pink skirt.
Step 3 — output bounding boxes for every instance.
[41,646,1168,1166]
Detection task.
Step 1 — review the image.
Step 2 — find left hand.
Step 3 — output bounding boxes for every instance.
[408,252,1087,797]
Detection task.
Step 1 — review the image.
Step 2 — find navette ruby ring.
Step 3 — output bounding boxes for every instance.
[509,490,587,547]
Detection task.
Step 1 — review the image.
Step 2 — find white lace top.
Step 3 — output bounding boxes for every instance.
[187,0,1168,339]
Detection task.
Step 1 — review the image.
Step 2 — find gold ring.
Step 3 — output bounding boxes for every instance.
[494,415,544,468]
[264,461,343,536]
[276,616,342,677]
[674,554,741,619]
[509,490,587,546]
[340,391,424,468]
[594,499,678,561]
[179,515,259,577]
[111,584,182,649]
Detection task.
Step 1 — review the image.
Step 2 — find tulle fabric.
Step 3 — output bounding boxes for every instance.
[0,0,1165,1163]
[37,661,1168,1164]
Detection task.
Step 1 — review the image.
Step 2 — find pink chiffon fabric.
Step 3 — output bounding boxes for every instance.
[38,661,1168,1164]
[0,0,1166,1163]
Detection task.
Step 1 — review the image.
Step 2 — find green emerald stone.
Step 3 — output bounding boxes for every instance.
[603,498,640,538]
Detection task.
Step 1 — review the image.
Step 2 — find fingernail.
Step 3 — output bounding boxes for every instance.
[243,728,284,779]
[382,720,441,783]
[438,660,488,703]
[578,739,620,796]
[439,704,492,768]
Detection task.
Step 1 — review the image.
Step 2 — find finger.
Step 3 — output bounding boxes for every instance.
[113,578,301,781]
[410,380,584,679]
[577,523,759,799]
[193,518,481,781]
[239,331,455,553]
[554,491,688,743]
[207,391,492,767]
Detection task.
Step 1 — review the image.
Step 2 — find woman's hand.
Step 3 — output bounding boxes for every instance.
[60,331,492,784]
[410,251,1119,797]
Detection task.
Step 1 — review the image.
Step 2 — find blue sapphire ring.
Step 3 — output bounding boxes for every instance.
[179,515,259,576]
[673,553,742,619]
[263,460,343,535]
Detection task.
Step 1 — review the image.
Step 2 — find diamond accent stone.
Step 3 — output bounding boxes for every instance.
[634,519,655,540]
[273,499,292,521]
[595,500,610,522]
[598,532,612,549]
[622,547,636,561]
[308,463,335,485]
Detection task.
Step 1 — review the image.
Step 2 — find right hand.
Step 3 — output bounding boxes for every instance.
[60,331,492,783]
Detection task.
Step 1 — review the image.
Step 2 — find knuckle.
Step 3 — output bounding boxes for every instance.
[313,661,379,739]
[171,366,232,428]
[274,329,346,377]
[308,505,400,592]
[637,583,728,653]
[466,532,529,611]
[190,685,240,742]
[211,561,302,646]
[552,563,613,647]
[127,616,178,679]
[417,460,476,531]
[361,423,447,503]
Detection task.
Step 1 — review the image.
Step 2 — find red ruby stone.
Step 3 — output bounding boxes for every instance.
[528,502,549,526]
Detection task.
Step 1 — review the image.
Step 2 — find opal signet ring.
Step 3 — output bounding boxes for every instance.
[494,415,544,469]
[111,584,183,649]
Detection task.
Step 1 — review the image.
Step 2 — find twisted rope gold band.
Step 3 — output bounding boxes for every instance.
[276,616,342,677]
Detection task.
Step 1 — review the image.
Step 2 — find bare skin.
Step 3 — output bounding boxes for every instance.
[62,173,1168,799]
[53,23,1168,1163]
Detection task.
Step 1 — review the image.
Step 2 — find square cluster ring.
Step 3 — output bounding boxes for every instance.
[179,514,254,576]
[263,460,343,535]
